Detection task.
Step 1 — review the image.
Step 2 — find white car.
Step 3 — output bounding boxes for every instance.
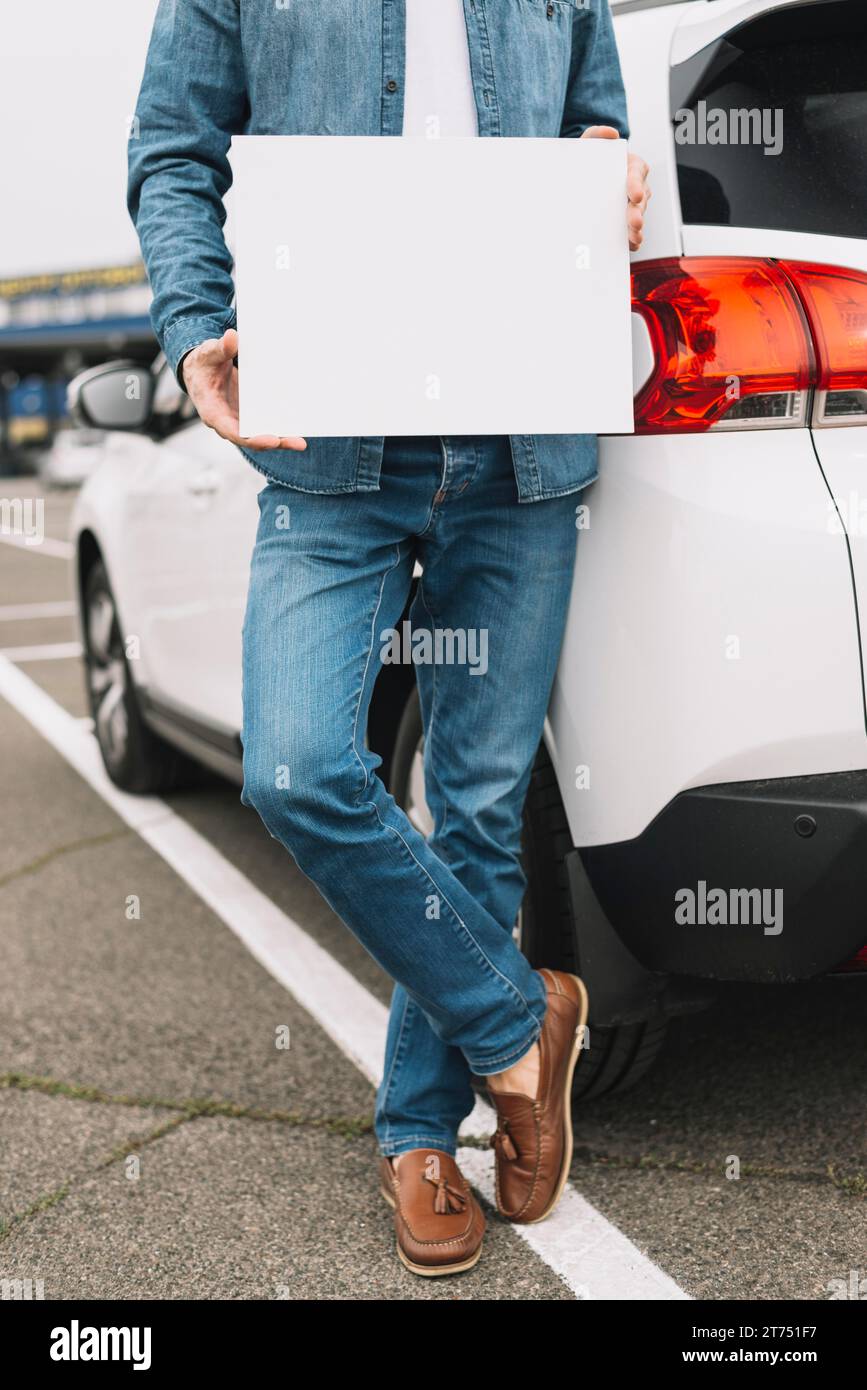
[71,0,867,1098]
[39,427,107,488]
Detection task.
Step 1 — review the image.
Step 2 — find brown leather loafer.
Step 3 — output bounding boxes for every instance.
[380,1148,485,1276]
[485,968,588,1225]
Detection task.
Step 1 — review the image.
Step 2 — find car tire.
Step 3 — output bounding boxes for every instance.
[82,558,196,794]
[389,686,669,1099]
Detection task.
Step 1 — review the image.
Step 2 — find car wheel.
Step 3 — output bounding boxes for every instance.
[389,686,668,1099]
[82,558,195,794]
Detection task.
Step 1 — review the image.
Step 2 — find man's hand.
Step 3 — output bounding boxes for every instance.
[180,329,307,452]
[580,126,651,252]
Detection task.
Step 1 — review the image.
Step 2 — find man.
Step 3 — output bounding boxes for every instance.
[129,0,649,1278]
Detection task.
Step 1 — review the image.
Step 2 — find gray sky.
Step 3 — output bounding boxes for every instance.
[0,0,160,276]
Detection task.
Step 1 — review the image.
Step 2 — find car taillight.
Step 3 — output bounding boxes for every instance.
[632,258,867,434]
[782,262,867,427]
[835,943,867,974]
[632,258,814,434]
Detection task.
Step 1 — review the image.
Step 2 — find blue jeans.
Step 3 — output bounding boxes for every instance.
[240,435,580,1156]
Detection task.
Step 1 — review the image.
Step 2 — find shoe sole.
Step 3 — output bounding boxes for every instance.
[526,973,589,1225]
[380,1182,483,1277]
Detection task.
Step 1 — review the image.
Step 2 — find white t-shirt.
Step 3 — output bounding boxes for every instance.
[403,0,479,137]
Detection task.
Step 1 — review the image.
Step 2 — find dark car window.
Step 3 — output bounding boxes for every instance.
[671,0,867,238]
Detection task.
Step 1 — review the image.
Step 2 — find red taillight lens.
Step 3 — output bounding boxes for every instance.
[835,943,867,974]
[782,262,867,424]
[632,258,814,434]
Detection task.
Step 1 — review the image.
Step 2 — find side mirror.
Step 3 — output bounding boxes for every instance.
[68,361,155,432]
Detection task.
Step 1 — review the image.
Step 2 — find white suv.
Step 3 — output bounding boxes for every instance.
[71,0,867,1097]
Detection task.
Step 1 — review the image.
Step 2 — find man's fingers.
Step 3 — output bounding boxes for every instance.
[236,433,307,452]
[242,434,285,450]
[203,409,307,453]
[200,409,245,446]
[238,434,307,452]
[626,157,650,206]
[220,328,239,361]
[186,332,304,450]
[186,330,237,377]
[580,125,621,140]
[205,331,305,447]
[200,405,256,448]
[184,335,232,374]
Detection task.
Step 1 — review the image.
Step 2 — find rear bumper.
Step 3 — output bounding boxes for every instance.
[581,771,867,983]
[549,430,867,851]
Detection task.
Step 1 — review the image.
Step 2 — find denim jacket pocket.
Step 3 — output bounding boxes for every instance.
[238,436,368,495]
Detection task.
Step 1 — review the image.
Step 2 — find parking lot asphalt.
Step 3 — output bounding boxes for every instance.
[0,478,864,1301]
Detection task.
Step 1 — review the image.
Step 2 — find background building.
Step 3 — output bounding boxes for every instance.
[0,0,161,471]
[0,262,155,464]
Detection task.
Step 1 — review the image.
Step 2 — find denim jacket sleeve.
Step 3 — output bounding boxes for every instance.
[561,1,630,141]
[127,0,248,383]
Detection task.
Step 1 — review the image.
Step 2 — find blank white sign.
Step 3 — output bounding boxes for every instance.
[232,135,634,439]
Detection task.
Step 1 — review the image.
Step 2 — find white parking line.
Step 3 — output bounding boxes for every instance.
[0,533,74,559]
[0,653,689,1301]
[0,600,77,620]
[0,641,83,662]
[457,1147,686,1300]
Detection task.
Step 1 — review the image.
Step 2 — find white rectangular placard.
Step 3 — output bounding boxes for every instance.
[232,135,634,438]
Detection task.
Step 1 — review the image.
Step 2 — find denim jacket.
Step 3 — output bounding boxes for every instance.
[128,1,629,501]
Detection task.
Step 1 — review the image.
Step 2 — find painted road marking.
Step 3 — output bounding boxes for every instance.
[0,533,74,559]
[0,654,689,1301]
[0,600,77,620]
[1,641,83,662]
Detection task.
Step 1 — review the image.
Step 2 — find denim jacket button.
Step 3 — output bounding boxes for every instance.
[386,79,398,93]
